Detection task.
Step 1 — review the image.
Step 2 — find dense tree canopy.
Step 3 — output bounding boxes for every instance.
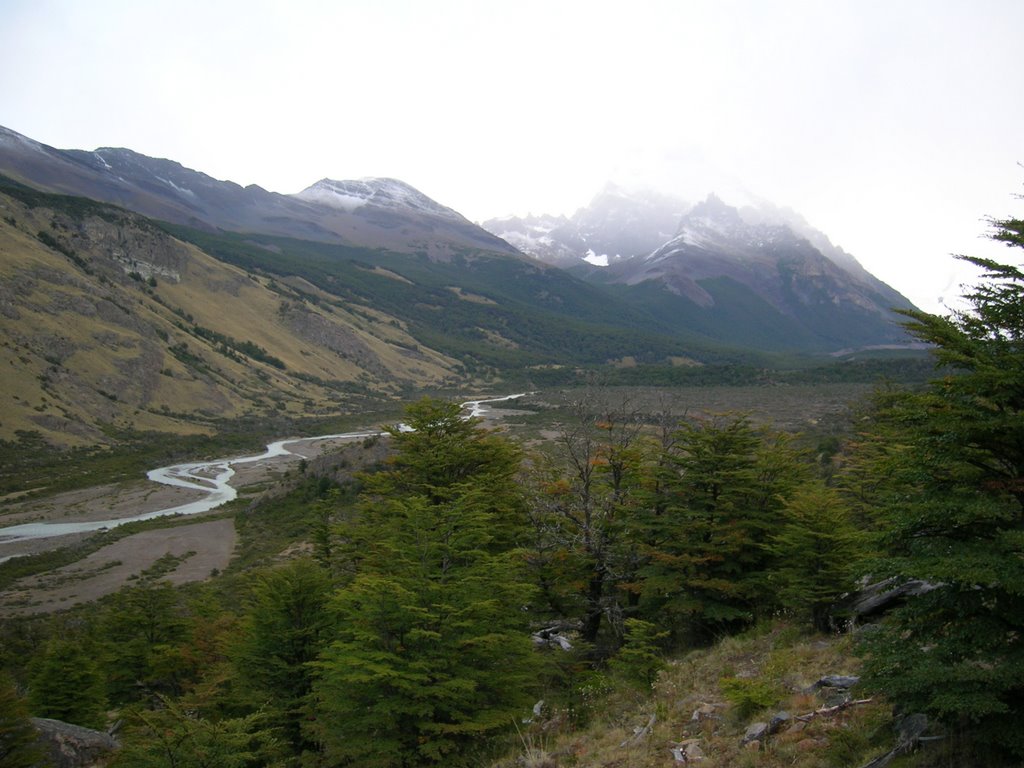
[636,415,807,642]
[312,399,539,767]
[14,204,1024,768]
[0,673,42,768]
[858,218,1024,760]
[232,557,332,759]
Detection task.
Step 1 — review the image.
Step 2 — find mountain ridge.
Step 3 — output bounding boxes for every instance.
[0,125,517,258]
[0,178,465,445]
[484,187,915,353]
[0,123,922,413]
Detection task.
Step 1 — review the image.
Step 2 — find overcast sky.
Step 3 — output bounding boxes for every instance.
[2,0,1021,313]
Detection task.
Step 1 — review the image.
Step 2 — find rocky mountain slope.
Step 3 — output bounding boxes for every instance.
[0,125,515,257]
[484,183,684,267]
[1,175,722,446]
[0,123,922,417]
[0,180,460,445]
[485,188,915,353]
[601,195,914,351]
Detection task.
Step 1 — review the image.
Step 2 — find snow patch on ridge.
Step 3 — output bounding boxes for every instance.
[0,126,47,154]
[295,178,462,220]
[156,176,196,198]
[297,184,368,212]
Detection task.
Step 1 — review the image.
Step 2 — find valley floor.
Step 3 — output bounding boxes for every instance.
[0,431,369,615]
[0,518,236,615]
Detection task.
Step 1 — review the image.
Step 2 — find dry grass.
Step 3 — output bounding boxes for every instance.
[495,623,896,768]
[0,193,461,445]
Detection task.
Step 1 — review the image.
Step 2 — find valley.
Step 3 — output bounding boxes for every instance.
[0,383,872,615]
[0,394,525,610]
[4,123,1007,768]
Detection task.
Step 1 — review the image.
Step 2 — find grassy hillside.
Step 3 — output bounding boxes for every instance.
[0,180,462,446]
[490,623,901,768]
[0,177,930,450]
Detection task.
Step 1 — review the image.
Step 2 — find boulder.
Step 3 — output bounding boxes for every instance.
[742,721,769,745]
[669,739,705,763]
[690,702,719,722]
[810,674,860,691]
[834,578,938,623]
[531,626,573,651]
[768,710,791,734]
[31,717,118,768]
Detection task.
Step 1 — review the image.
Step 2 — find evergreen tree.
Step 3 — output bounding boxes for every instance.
[857,217,1024,760]
[766,480,865,629]
[311,399,539,767]
[608,618,669,690]
[0,672,42,768]
[100,580,188,704]
[112,696,281,768]
[233,557,332,759]
[28,636,107,729]
[636,415,806,643]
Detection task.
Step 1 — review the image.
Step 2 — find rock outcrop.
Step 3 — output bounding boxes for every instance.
[31,717,118,768]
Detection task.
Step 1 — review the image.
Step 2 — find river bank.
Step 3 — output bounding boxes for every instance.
[0,394,526,613]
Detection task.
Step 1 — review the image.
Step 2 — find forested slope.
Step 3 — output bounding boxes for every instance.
[2,208,1023,767]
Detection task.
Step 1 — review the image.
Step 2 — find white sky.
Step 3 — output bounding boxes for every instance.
[1,0,1022,313]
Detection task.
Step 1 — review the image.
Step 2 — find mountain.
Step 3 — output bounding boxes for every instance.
[0,125,515,257]
[0,124,925,442]
[484,187,916,353]
[0,175,720,445]
[604,195,916,351]
[484,183,685,267]
[0,178,470,445]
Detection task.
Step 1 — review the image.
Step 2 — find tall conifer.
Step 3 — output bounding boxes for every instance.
[857,214,1024,760]
[311,399,538,767]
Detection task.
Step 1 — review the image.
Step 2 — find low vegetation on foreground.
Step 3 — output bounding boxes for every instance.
[2,215,1023,767]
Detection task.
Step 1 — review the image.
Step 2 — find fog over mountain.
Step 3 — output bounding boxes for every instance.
[484,185,916,353]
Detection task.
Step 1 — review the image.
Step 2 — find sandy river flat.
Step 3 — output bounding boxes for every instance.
[0,435,362,616]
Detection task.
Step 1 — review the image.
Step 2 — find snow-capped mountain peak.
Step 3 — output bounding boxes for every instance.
[295,177,463,220]
[481,184,686,268]
[652,194,794,257]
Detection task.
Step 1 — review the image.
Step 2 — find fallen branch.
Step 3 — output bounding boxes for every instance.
[857,713,939,768]
[796,697,874,722]
[620,713,657,747]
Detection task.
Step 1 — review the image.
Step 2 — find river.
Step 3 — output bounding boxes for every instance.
[0,394,526,547]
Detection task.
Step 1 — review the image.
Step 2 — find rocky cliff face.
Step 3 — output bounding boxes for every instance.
[0,183,459,446]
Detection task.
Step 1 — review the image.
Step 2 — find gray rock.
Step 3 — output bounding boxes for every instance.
[684,741,705,761]
[690,702,718,721]
[813,674,860,690]
[837,578,939,622]
[670,741,706,763]
[768,710,791,734]
[31,717,118,768]
[742,721,769,744]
